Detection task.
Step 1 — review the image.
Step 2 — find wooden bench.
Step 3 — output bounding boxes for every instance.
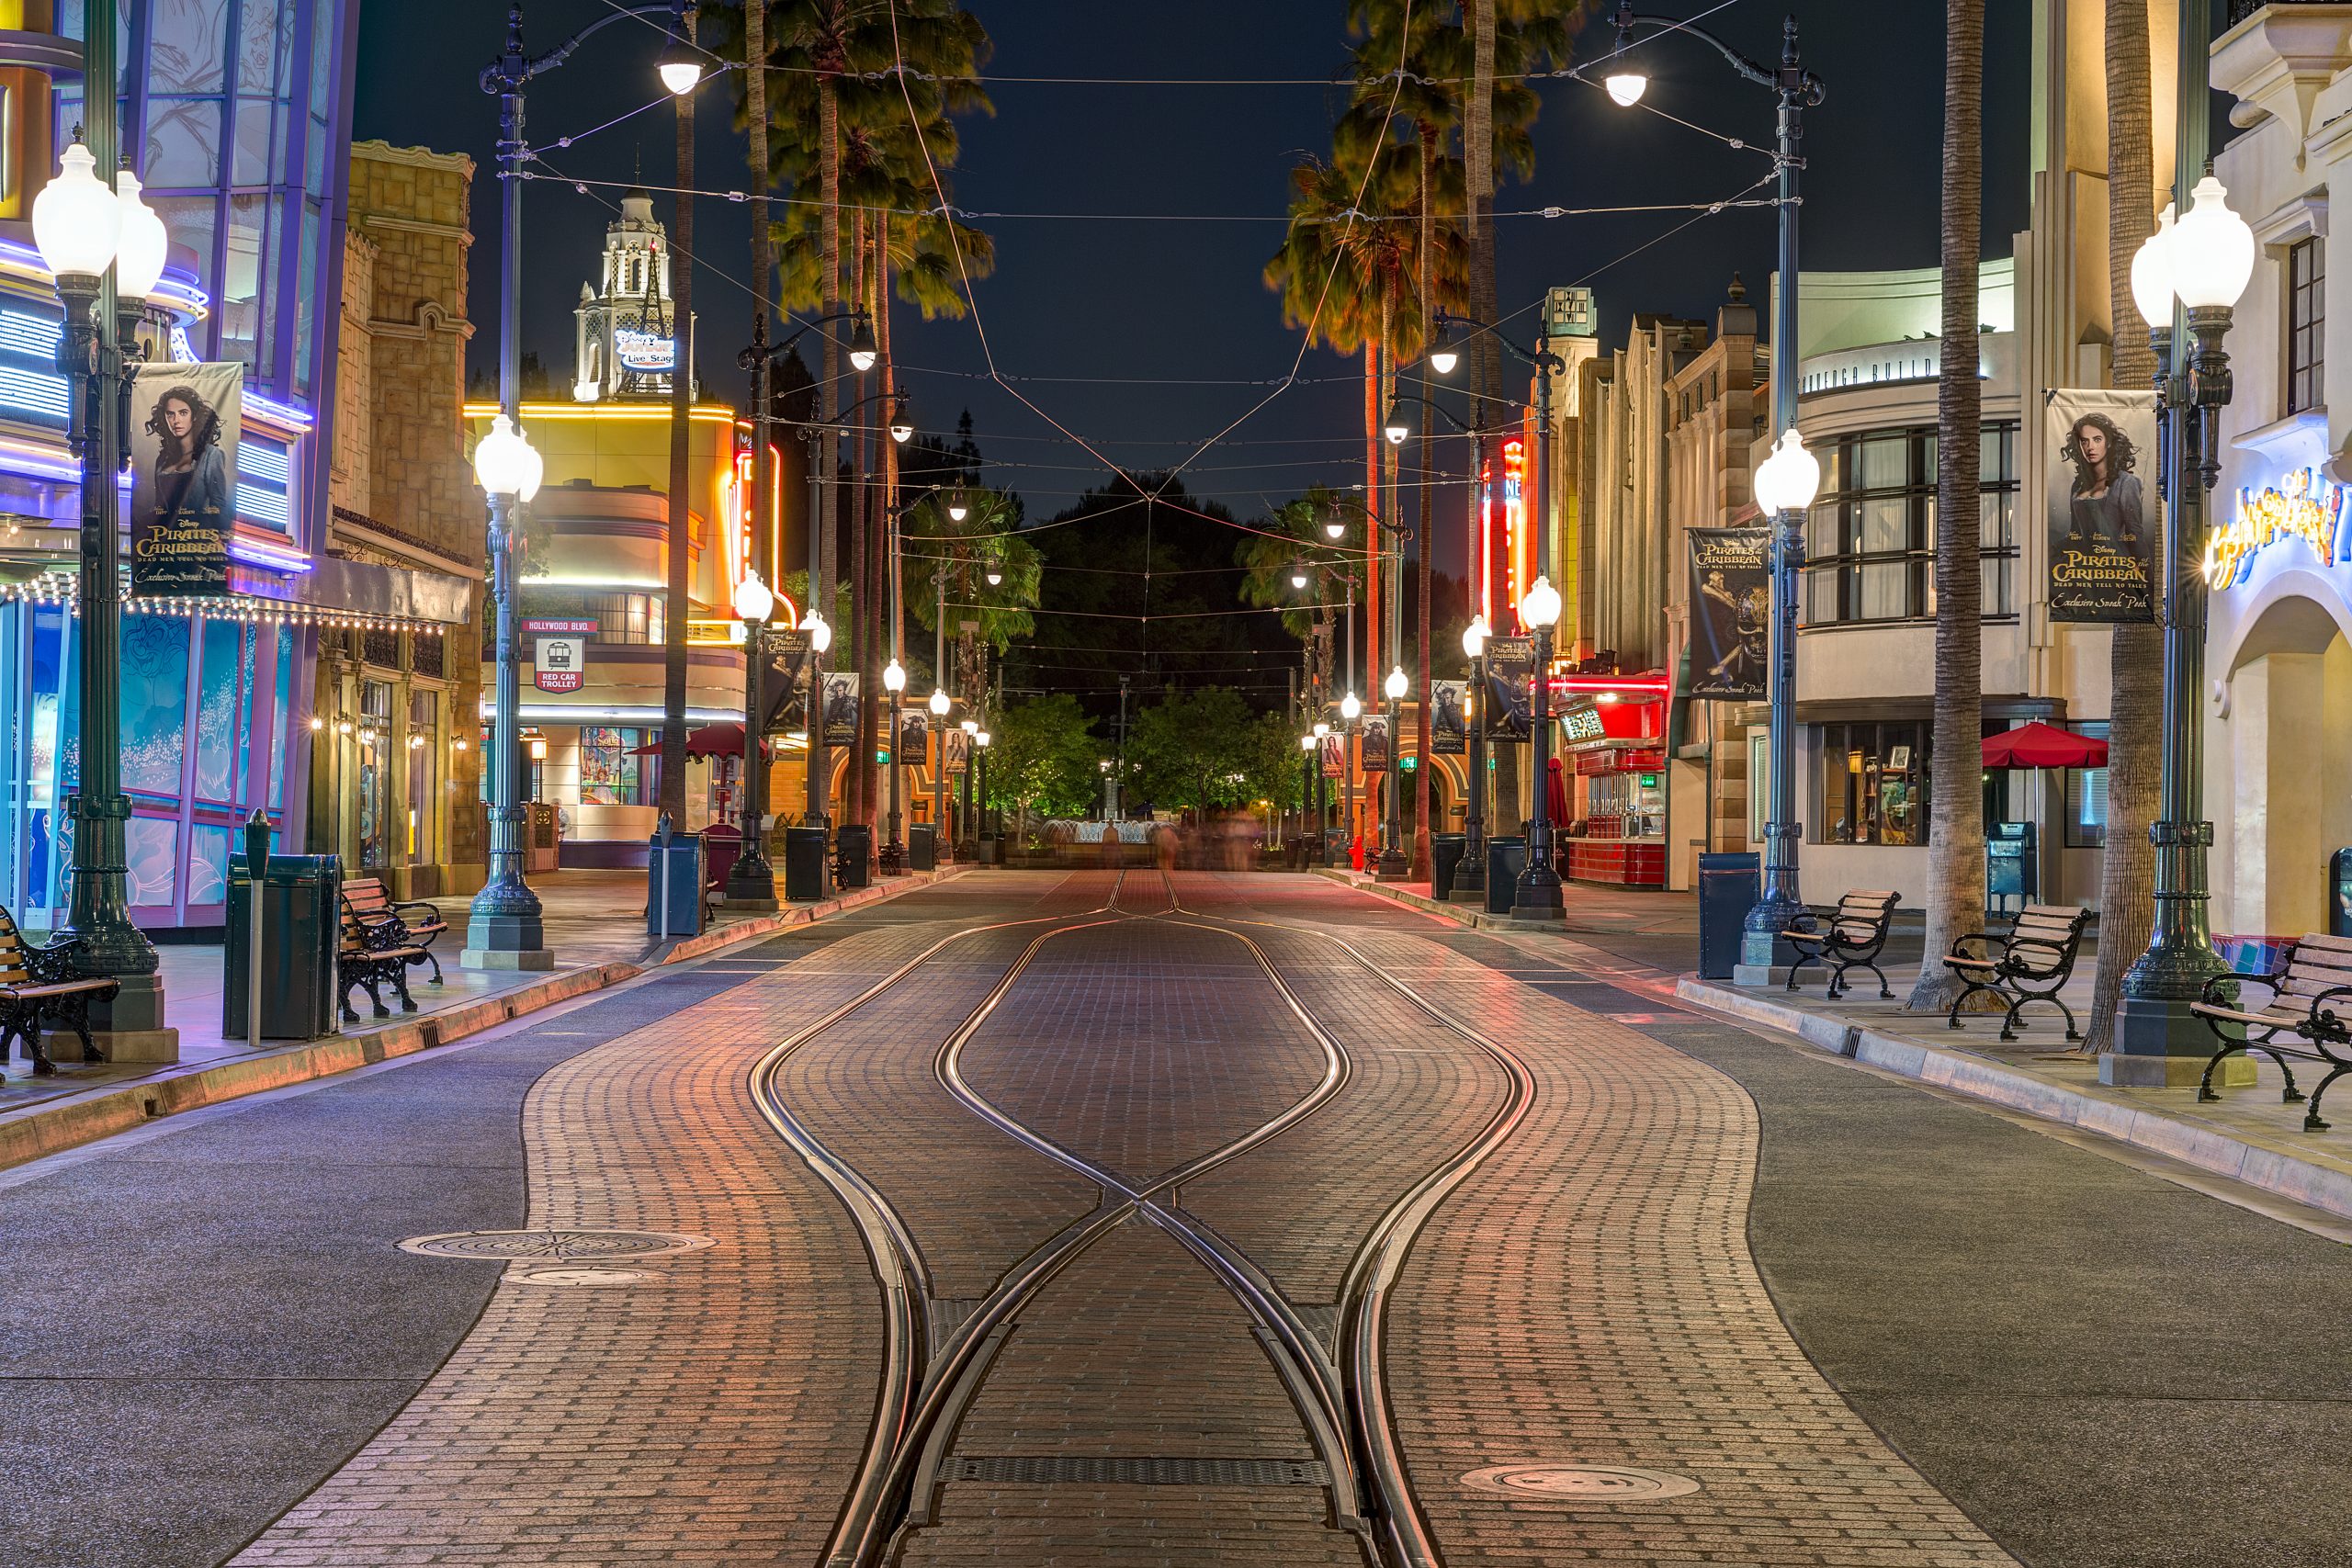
[342,877,447,985]
[0,908,120,1077]
[1942,903,2092,1041]
[1783,890,1901,999]
[338,904,426,1023]
[2191,932,2352,1131]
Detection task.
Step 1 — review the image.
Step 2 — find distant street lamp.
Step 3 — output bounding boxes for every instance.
[1513,576,1566,921]
[1454,615,1491,899]
[478,1,690,964]
[2114,171,2257,1077]
[1379,664,1410,879]
[730,569,777,899]
[883,657,907,870]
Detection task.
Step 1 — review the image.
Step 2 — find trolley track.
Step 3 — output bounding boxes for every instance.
[755,865,1539,1568]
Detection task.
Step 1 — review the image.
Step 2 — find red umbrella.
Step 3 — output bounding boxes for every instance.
[627,722,770,759]
[1981,721,2106,770]
[1546,755,1570,825]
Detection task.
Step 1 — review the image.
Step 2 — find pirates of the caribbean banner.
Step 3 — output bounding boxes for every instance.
[2045,388,2159,622]
[1483,636,1534,740]
[1429,681,1467,755]
[1687,526,1771,699]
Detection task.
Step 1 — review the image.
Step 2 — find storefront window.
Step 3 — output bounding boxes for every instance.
[2290,237,2324,415]
[357,679,392,870]
[1803,423,2019,626]
[580,727,643,805]
[2065,722,2109,849]
[121,615,192,796]
[407,690,439,863]
[1815,722,1930,846]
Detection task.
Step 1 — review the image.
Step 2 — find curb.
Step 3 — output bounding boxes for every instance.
[1675,976,2352,1224]
[0,865,969,1175]
[1310,866,1495,925]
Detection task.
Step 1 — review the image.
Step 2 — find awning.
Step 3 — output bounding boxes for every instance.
[1983,720,2106,770]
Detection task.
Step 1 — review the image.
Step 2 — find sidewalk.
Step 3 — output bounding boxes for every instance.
[1318,865,2352,1226]
[0,863,966,1171]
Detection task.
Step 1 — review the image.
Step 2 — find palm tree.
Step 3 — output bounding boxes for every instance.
[1906,0,1987,1010]
[2085,0,2163,1052]
[1237,492,1366,716]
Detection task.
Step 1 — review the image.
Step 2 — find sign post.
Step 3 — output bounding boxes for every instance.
[524,617,598,694]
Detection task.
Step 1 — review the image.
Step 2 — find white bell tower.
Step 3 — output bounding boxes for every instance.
[571,188,695,402]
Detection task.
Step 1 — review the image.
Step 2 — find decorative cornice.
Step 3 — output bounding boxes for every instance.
[352,139,476,178]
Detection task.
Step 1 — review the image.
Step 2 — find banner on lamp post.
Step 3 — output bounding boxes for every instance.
[758,628,809,734]
[2045,388,2159,622]
[129,361,242,596]
[1430,681,1467,756]
[1483,636,1534,739]
[944,728,971,774]
[820,671,860,749]
[1361,714,1391,772]
[1687,526,1771,699]
[900,709,929,767]
[1320,733,1345,778]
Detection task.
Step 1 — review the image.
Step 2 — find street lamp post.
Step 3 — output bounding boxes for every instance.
[1339,689,1363,873]
[473,1,692,966]
[1311,722,1333,866]
[1513,577,1566,920]
[959,718,979,858]
[2111,169,2256,1082]
[1597,3,1822,976]
[466,414,548,966]
[1746,426,1823,971]
[1381,664,1410,880]
[34,108,182,1053]
[930,684,952,857]
[882,656,906,872]
[976,727,992,865]
[1455,615,1491,899]
[729,570,778,905]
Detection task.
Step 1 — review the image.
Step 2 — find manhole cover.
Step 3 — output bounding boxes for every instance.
[399,1229,710,1262]
[1461,1464,1701,1502]
[512,1268,661,1286]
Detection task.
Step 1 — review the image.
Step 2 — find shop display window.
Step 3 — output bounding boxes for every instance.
[580,727,645,806]
[1815,722,1930,846]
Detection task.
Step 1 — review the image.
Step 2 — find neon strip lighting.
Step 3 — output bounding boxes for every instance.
[228,536,314,572]
[0,310,60,358]
[464,400,736,424]
[0,434,80,482]
[0,367,67,419]
[235,481,290,525]
[243,391,314,432]
[240,440,291,485]
[1550,675,1672,696]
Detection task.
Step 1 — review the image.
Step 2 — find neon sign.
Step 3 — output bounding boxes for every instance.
[2208,465,2352,589]
[615,327,675,373]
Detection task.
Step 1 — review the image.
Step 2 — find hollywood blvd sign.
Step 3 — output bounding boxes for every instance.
[2207,464,2352,590]
[526,618,597,694]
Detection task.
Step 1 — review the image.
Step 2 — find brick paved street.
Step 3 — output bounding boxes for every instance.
[7,868,2352,1567]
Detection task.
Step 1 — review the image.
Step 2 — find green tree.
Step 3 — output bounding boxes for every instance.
[903,486,1039,716]
[1235,490,1363,713]
[986,694,1101,829]
[1127,687,1261,814]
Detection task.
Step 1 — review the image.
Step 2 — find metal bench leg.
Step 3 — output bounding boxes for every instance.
[1784,949,1821,992]
[2301,1064,2347,1132]
[2198,1039,2261,1103]
[339,973,363,1024]
[389,963,419,1015]
[1947,975,1998,1029]
[51,993,104,1066]
[1860,959,1893,1001]
[420,947,444,986]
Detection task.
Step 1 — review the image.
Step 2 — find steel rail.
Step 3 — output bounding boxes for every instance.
[739,869,1133,1567]
[1162,870,1541,1568]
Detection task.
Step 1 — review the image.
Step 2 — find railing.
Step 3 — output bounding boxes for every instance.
[2228,0,2338,27]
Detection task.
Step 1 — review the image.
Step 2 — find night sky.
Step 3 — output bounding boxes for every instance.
[354,0,2036,530]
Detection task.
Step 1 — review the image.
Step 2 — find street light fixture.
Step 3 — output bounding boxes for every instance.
[947,488,969,523]
[112,171,169,301]
[1455,614,1491,900]
[1744,424,1821,953]
[929,687,951,716]
[1340,691,1362,721]
[1382,400,1410,446]
[1427,317,1458,378]
[888,392,913,444]
[1513,575,1566,921]
[1291,560,1309,590]
[802,609,832,654]
[1377,664,1410,879]
[847,310,878,372]
[469,412,552,961]
[2113,170,2257,1079]
[657,27,704,95]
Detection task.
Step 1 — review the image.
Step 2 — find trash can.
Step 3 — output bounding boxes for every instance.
[837,823,873,889]
[909,823,937,873]
[1483,836,1527,916]
[1430,833,1467,901]
[1697,852,1759,981]
[784,825,831,902]
[647,818,707,939]
[224,851,342,1040]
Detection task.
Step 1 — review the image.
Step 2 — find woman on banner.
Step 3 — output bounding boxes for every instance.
[2060,411,2146,547]
[144,384,231,528]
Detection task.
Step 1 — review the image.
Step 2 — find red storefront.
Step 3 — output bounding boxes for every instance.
[1555,673,1670,889]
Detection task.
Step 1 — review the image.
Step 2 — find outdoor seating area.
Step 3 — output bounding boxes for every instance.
[1943,903,2093,1042]
[2194,932,2352,1133]
[335,893,430,1023]
[0,908,119,1077]
[1782,890,1901,1000]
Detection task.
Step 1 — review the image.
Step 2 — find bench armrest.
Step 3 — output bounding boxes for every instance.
[2200,972,2270,1009]
[1948,932,1996,960]
[390,899,444,922]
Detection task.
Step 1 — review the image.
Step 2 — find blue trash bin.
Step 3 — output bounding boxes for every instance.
[647,818,707,939]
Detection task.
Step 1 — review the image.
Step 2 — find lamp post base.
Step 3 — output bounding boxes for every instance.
[1511,867,1566,923]
[60,974,180,1064]
[2104,993,2256,1087]
[461,945,558,972]
[460,908,548,967]
[1376,847,1409,881]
